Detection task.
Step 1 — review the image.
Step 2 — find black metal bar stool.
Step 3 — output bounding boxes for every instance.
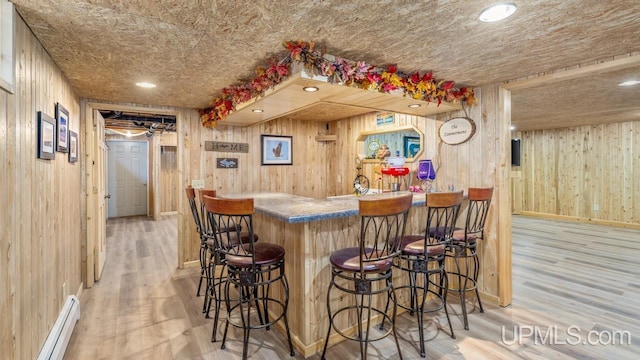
[321,194,413,360]
[203,196,294,360]
[446,187,493,330]
[186,187,225,317]
[185,187,209,300]
[393,191,463,358]
[196,191,258,341]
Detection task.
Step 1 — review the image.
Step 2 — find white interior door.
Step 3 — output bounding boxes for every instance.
[107,141,148,218]
[93,110,107,281]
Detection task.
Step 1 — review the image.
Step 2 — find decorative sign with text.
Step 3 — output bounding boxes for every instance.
[438,117,476,145]
[205,141,249,153]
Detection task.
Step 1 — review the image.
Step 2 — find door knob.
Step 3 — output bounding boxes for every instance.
[105,195,111,199]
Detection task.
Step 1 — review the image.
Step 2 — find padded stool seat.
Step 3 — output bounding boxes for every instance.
[330,247,394,272]
[397,235,446,256]
[451,229,479,243]
[226,242,285,267]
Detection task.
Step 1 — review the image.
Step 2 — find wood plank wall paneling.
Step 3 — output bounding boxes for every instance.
[0,48,14,360]
[436,85,504,304]
[1,14,82,359]
[160,145,178,212]
[513,121,640,226]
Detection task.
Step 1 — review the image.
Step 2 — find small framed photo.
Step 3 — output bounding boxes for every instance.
[403,136,420,158]
[261,135,292,165]
[37,111,55,160]
[55,102,69,152]
[68,130,78,163]
[376,111,395,126]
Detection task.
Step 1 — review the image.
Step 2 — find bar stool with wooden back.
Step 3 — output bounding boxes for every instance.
[203,196,294,360]
[185,187,208,301]
[446,187,493,330]
[197,189,221,317]
[321,193,413,360]
[198,191,258,340]
[393,190,463,358]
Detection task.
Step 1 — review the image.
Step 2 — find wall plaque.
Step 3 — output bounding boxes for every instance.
[438,117,476,145]
[205,141,249,153]
[216,158,238,168]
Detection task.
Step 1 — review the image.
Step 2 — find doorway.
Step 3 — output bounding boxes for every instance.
[107,140,149,218]
[84,101,181,288]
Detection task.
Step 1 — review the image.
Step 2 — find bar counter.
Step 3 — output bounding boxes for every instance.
[222,191,428,358]
[224,191,426,223]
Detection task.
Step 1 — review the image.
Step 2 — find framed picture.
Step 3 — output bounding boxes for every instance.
[68,130,78,163]
[261,135,292,165]
[55,102,69,152]
[37,111,55,160]
[0,0,15,94]
[376,111,394,126]
[403,136,420,158]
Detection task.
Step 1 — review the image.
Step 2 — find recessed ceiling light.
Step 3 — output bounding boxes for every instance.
[303,86,319,92]
[252,109,264,113]
[408,104,421,108]
[479,3,517,22]
[135,82,156,88]
[618,80,640,87]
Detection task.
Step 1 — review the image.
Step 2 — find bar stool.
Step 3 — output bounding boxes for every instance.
[201,195,260,342]
[197,189,220,317]
[321,194,413,360]
[203,196,294,359]
[393,191,463,358]
[446,187,493,330]
[185,187,208,300]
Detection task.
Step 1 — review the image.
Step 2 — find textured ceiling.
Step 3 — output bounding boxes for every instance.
[10,0,640,130]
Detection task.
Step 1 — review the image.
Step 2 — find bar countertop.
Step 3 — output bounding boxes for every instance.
[222,191,426,223]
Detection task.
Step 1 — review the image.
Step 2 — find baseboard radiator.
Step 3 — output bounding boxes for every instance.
[37,295,81,360]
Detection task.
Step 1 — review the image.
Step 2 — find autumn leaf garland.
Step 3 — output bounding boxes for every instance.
[199,40,475,127]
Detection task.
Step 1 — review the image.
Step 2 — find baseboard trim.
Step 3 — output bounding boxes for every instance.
[519,211,640,230]
[182,260,200,269]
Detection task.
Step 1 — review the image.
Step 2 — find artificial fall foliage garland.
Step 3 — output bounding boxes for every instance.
[199,40,476,128]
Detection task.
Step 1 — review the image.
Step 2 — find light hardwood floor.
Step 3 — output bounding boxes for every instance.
[65,215,640,359]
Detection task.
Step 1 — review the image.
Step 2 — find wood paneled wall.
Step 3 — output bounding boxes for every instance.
[160,145,178,212]
[436,85,507,304]
[513,121,640,226]
[0,13,82,359]
[178,113,331,265]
